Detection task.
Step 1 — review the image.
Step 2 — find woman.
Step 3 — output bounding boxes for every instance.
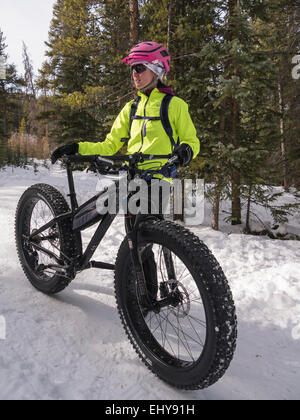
[52,41,199,167]
[51,42,200,213]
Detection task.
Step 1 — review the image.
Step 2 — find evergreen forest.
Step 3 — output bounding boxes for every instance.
[0,0,300,229]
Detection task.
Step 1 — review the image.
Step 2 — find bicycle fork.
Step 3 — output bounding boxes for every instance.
[127,227,182,314]
[126,229,154,312]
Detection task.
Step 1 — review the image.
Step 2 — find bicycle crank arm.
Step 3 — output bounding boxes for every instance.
[83,261,115,270]
[38,263,69,276]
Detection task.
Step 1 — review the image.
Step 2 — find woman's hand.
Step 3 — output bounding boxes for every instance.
[51,143,79,164]
[175,143,193,167]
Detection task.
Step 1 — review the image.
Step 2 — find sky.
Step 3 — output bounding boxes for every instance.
[0,0,56,76]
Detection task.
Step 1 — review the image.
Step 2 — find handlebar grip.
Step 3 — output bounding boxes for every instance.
[62,154,98,164]
[96,156,114,166]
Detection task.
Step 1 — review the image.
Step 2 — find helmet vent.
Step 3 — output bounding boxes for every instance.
[160,50,169,57]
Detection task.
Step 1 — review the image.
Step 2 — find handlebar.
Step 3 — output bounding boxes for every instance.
[63,153,175,164]
[63,153,177,167]
[61,152,179,179]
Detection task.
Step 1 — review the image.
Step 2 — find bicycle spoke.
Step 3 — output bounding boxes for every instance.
[186,313,206,328]
[29,199,63,280]
[157,311,197,361]
[159,309,204,347]
[136,241,208,363]
[185,313,206,347]
[160,308,177,357]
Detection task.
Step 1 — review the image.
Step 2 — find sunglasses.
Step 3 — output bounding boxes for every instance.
[131,64,148,74]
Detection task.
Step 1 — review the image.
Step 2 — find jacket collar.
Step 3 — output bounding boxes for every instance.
[137,87,174,99]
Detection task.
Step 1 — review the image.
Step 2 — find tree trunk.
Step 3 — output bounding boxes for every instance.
[173,0,186,77]
[2,93,7,137]
[22,42,36,99]
[231,94,241,224]
[212,179,221,231]
[129,0,139,46]
[212,112,226,230]
[245,184,252,233]
[278,79,289,192]
[22,42,42,136]
[167,1,172,53]
[226,0,242,225]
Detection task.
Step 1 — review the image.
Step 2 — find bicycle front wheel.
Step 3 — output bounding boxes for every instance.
[114,219,237,390]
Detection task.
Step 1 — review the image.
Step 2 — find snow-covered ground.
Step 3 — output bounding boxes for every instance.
[0,163,299,400]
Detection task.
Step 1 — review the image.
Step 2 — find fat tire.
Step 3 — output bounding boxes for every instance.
[15,183,81,294]
[114,219,237,390]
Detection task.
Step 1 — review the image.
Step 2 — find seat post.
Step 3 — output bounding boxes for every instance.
[66,162,79,211]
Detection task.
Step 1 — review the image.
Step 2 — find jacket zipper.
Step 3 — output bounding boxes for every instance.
[138,96,149,153]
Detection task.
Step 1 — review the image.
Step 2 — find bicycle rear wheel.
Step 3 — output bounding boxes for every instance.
[15,183,81,294]
[114,219,237,389]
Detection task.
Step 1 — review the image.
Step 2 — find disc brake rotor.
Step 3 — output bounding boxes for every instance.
[48,225,59,245]
[167,280,190,318]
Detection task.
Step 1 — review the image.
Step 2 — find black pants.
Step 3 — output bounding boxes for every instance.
[128,178,171,217]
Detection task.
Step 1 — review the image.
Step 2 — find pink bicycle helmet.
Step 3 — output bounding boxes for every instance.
[122,41,171,73]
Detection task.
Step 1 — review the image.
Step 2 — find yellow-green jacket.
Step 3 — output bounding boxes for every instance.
[79,88,200,180]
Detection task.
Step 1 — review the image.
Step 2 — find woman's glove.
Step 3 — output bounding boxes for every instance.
[174,143,193,167]
[51,143,79,164]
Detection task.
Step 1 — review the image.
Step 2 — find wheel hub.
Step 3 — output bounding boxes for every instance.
[167,280,190,318]
[147,280,191,318]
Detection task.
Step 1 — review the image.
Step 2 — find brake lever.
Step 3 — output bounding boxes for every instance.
[86,162,98,173]
[167,155,179,166]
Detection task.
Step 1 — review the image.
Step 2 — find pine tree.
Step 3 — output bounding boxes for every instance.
[37,0,104,142]
[31,0,300,229]
[157,1,286,229]
[0,29,24,140]
[0,28,8,139]
[37,0,133,143]
[19,117,27,135]
[87,0,132,128]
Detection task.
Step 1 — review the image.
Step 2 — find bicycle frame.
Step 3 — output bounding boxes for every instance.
[27,159,160,277]
[26,153,181,311]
